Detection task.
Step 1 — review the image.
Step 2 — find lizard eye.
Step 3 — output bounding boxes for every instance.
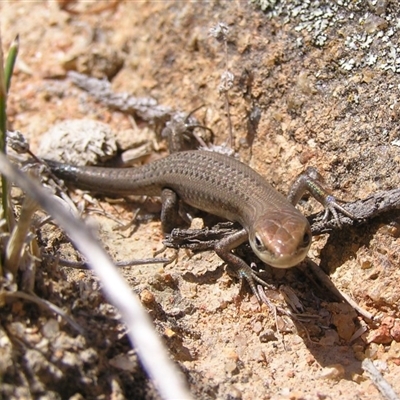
[253,233,264,250]
[302,231,311,248]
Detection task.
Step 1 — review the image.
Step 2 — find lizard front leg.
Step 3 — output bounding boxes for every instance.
[214,228,271,301]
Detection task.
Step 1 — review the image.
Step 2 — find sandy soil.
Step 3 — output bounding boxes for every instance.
[1,1,400,399]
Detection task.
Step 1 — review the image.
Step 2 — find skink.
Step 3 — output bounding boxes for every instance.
[46,150,316,299]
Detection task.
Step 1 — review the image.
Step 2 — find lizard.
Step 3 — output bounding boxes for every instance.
[45,149,354,300]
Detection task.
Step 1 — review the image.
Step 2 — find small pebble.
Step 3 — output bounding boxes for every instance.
[139,289,156,306]
[259,329,277,343]
[109,353,137,372]
[42,319,60,339]
[319,364,345,380]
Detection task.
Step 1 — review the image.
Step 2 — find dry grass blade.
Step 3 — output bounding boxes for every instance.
[4,196,38,276]
[0,152,193,400]
[4,290,84,335]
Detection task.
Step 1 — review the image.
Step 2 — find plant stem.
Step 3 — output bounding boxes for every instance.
[4,35,19,93]
[0,29,8,224]
[0,33,18,227]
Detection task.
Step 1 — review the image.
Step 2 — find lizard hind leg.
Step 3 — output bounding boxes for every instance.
[160,188,189,233]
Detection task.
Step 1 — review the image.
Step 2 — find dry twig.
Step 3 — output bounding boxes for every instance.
[310,188,400,234]
[362,358,400,400]
[67,71,172,124]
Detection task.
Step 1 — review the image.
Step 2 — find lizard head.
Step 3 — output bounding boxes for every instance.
[248,210,312,268]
